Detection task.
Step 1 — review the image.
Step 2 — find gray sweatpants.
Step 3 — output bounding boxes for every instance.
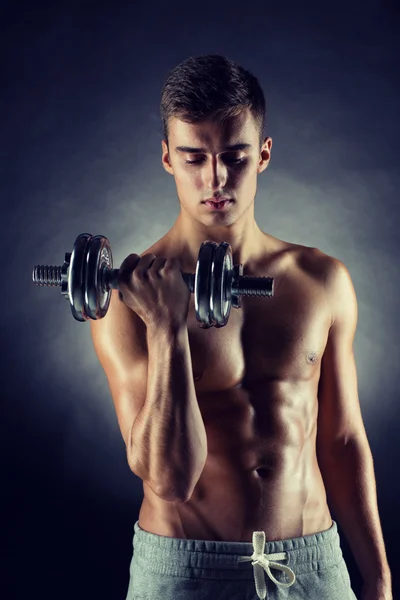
[125,519,357,599]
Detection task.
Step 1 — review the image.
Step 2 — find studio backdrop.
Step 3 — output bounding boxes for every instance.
[2,2,399,599]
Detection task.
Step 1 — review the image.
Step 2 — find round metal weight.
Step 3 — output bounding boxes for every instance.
[84,235,113,320]
[194,241,218,328]
[68,233,92,322]
[210,242,233,327]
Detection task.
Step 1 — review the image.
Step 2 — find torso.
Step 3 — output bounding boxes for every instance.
[138,232,334,542]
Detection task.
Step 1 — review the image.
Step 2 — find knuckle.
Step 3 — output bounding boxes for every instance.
[119,253,140,276]
[164,256,179,270]
[146,268,158,280]
[141,253,156,262]
[132,268,146,283]
[132,256,151,278]
[148,256,166,276]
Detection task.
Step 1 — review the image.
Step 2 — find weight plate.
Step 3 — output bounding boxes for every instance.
[210,242,233,327]
[231,264,243,309]
[68,233,92,322]
[195,241,217,328]
[84,235,113,320]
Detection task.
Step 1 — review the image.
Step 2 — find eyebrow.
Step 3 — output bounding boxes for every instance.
[175,143,253,153]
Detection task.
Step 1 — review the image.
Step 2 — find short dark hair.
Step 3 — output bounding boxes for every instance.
[160,55,266,152]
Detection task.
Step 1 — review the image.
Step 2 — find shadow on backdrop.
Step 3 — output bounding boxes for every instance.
[2,1,399,599]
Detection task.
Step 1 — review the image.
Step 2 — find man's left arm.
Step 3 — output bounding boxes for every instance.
[316,256,392,599]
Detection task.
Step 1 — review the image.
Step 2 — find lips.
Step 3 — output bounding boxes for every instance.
[204,199,232,210]
[204,196,231,204]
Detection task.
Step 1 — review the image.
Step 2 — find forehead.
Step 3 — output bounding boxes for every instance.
[168,109,258,149]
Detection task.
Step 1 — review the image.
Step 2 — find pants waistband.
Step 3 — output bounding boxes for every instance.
[131,519,342,580]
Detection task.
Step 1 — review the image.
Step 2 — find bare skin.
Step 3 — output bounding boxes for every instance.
[90,108,392,592]
[93,109,334,543]
[136,230,333,543]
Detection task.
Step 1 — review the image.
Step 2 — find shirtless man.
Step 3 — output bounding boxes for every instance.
[89,56,392,600]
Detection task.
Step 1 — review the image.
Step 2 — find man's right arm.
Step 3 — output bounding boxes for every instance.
[129,323,208,503]
[90,289,208,503]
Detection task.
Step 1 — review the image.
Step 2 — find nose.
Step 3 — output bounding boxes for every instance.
[202,156,228,192]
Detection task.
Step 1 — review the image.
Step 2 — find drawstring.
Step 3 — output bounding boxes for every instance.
[238,531,296,599]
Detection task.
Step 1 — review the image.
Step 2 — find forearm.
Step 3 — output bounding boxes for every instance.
[128,323,208,502]
[318,435,391,584]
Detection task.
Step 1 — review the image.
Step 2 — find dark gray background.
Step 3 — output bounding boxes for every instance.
[2,1,399,599]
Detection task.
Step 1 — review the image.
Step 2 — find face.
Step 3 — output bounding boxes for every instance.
[161,108,272,226]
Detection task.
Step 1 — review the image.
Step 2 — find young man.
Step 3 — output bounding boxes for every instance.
[90,55,392,600]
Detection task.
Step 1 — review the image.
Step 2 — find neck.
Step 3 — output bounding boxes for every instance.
[166,205,267,271]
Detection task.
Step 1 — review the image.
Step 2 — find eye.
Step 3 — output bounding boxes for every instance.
[184,157,245,165]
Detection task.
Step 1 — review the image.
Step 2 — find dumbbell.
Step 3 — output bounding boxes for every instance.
[32,233,274,328]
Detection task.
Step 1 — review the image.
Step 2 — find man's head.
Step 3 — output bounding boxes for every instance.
[159,55,272,230]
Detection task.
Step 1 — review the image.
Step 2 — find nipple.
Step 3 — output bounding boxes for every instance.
[306,351,318,365]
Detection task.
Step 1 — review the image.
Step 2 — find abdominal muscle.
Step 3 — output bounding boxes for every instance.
[137,384,333,543]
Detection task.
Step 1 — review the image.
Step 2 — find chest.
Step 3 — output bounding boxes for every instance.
[187,256,331,390]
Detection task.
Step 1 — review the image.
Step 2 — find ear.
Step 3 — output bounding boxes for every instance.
[257,137,273,174]
[161,140,174,175]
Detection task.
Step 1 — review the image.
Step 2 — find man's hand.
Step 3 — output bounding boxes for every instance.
[361,580,392,600]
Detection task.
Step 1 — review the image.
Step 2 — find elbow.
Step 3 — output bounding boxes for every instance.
[157,488,193,504]
[154,466,205,503]
[155,480,196,504]
[152,454,207,504]
[127,461,195,503]
[127,447,206,504]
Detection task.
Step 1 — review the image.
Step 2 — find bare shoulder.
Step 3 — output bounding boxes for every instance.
[292,241,355,318]
[284,237,344,280]
[138,231,346,284]
[302,245,350,287]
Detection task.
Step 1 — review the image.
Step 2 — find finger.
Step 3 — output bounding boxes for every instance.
[148,256,168,275]
[134,254,157,278]
[118,253,141,289]
[162,256,182,272]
